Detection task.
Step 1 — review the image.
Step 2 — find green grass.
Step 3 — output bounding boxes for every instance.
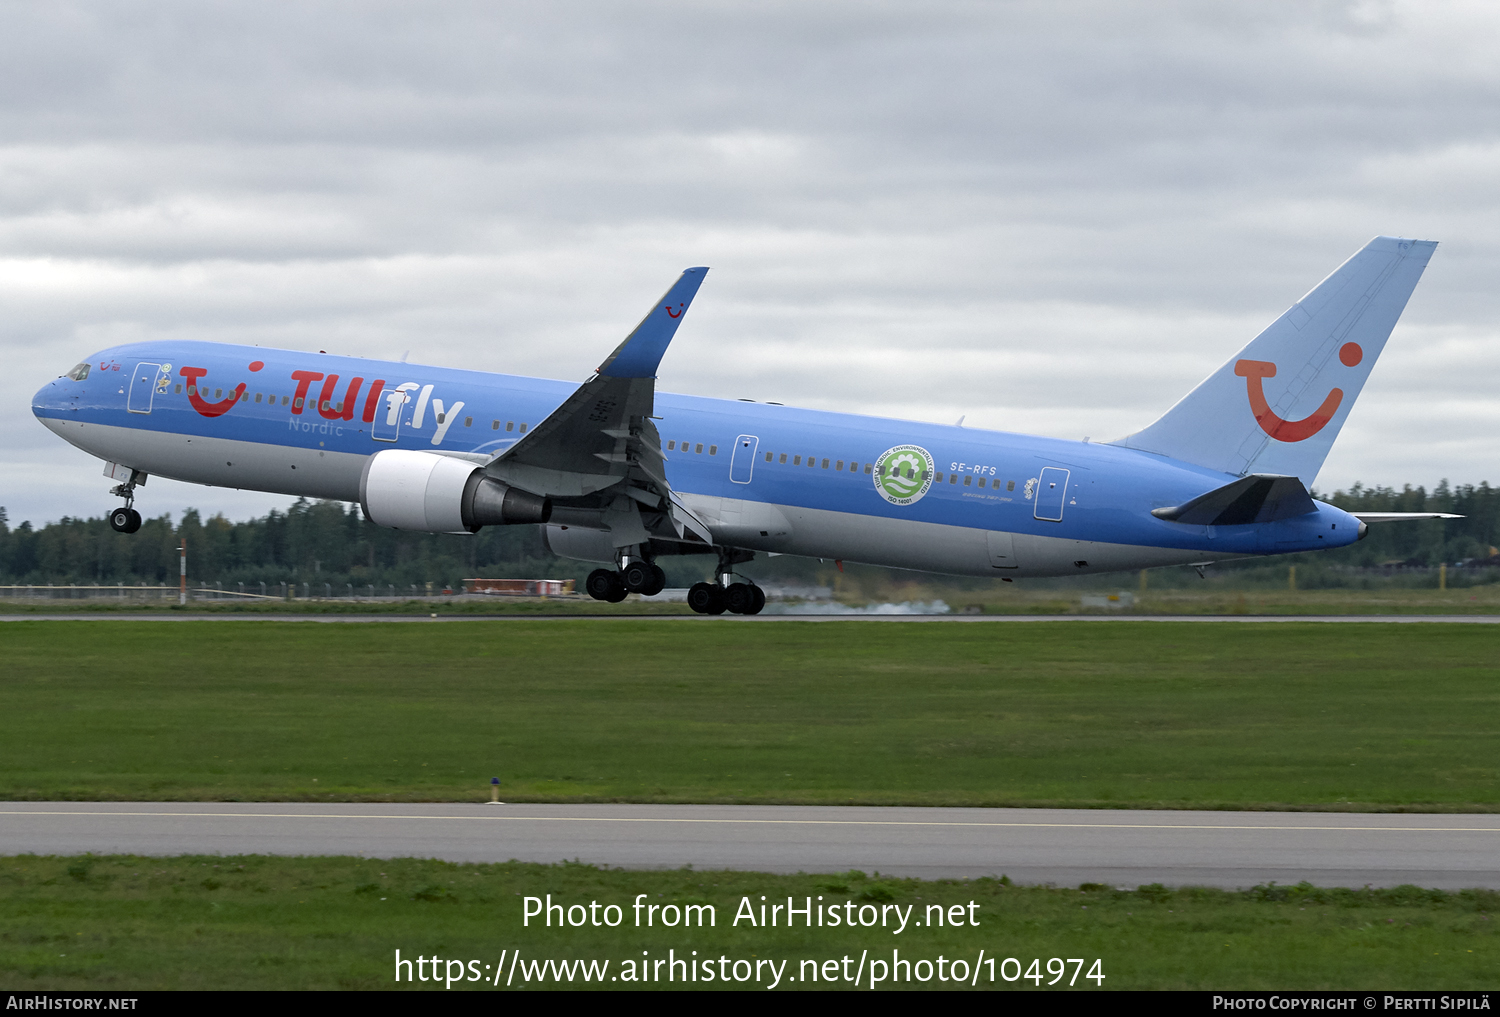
[2,855,1494,990]
[1,620,1497,809]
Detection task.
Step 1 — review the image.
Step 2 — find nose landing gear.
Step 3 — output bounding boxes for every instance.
[109,506,142,533]
[107,469,146,534]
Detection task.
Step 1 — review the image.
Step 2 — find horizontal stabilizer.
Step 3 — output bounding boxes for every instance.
[1152,474,1316,526]
[1351,512,1464,524]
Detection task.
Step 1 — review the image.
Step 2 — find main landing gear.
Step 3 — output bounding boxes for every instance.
[585,559,667,603]
[108,469,146,534]
[686,580,765,615]
[687,550,766,616]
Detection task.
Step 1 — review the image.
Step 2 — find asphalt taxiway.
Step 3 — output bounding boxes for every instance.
[4,803,1497,888]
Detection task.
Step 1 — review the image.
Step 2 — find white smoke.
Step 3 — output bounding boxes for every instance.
[763,599,952,615]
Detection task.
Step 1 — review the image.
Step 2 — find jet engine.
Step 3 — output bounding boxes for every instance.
[359,449,550,533]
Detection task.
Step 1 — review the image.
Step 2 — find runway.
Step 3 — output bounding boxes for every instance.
[2,613,1499,623]
[4,803,1497,889]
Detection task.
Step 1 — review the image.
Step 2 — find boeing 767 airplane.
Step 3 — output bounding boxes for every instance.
[32,236,1455,614]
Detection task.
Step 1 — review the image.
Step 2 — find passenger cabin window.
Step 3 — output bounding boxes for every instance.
[821,458,829,469]
[507,422,514,431]
[793,455,801,465]
[695,443,703,453]
[709,445,717,455]
[864,464,873,474]
[764,452,772,462]
[808,456,816,468]
[519,423,528,433]
[175,384,183,394]
[780,453,788,464]
[281,395,289,406]
[464,416,472,427]
[667,440,676,450]
[492,420,499,430]
[255,393,263,403]
[964,476,972,486]
[836,460,843,471]
[949,474,957,484]
[65,363,90,381]
[978,477,986,488]
[1007,480,1015,491]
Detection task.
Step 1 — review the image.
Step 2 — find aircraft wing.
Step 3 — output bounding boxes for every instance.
[483,267,713,546]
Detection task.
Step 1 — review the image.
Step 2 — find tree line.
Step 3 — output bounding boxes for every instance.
[0,480,1495,590]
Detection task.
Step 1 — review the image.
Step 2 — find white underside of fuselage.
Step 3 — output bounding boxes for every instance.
[677,493,1213,579]
[46,417,1217,579]
[40,416,368,502]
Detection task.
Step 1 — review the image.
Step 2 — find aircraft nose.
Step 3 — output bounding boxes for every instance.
[32,378,62,416]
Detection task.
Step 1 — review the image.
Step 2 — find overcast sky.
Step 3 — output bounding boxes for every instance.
[3,0,1497,527]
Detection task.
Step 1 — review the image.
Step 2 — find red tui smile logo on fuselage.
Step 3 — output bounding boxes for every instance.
[1235,342,1363,443]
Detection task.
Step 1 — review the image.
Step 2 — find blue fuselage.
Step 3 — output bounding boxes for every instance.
[33,342,1361,577]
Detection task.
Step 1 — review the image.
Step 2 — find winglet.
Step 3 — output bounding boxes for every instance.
[596,268,708,379]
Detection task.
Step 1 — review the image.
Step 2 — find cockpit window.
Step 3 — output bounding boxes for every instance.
[65,363,90,381]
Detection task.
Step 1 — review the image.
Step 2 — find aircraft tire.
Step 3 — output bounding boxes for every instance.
[621,560,655,593]
[125,509,142,533]
[747,585,766,615]
[724,583,752,615]
[585,569,618,601]
[641,564,667,597]
[604,576,628,603]
[109,507,135,534]
[686,582,721,615]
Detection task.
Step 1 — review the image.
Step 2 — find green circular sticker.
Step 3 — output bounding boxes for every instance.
[873,445,934,506]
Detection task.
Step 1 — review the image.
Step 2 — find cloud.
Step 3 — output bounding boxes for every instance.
[3,0,1498,526]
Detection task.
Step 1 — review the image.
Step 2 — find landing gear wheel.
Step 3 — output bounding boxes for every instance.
[640,564,667,597]
[586,568,625,602]
[687,581,726,615]
[725,583,753,615]
[622,560,656,593]
[747,584,766,615]
[109,507,141,534]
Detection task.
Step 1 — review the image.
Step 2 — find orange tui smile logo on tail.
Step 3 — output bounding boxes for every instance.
[1235,342,1363,443]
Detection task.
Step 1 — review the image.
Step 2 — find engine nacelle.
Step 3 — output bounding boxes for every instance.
[541,523,618,563]
[360,450,550,533]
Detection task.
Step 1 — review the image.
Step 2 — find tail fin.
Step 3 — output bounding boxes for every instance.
[1110,237,1437,485]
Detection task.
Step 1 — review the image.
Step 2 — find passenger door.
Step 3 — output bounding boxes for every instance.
[1033,467,1070,522]
[371,389,407,442]
[128,363,162,414]
[729,434,759,484]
